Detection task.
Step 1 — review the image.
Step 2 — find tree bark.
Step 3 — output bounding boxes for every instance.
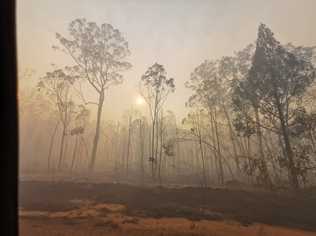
[151,91,159,179]
[211,110,224,185]
[139,119,145,185]
[254,106,272,188]
[222,106,241,175]
[126,115,132,176]
[47,122,59,172]
[89,90,104,170]
[71,135,79,170]
[158,112,164,185]
[276,102,299,190]
[57,124,67,170]
[196,116,207,188]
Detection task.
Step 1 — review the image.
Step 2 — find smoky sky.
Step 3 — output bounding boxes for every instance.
[17,0,316,121]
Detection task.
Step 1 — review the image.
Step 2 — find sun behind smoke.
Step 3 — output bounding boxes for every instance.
[135,96,145,105]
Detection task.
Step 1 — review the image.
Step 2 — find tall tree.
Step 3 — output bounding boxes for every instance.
[55,18,132,170]
[232,46,273,188]
[139,63,175,179]
[38,68,77,170]
[185,56,244,178]
[247,24,316,189]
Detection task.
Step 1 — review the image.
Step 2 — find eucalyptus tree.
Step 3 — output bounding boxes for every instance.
[230,46,256,168]
[185,56,245,177]
[231,44,274,187]
[38,67,78,170]
[139,63,175,179]
[55,18,132,170]
[244,24,316,189]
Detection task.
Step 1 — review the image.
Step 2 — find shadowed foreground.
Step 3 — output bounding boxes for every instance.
[19,181,316,236]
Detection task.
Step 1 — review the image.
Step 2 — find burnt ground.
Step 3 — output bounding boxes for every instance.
[19,181,316,232]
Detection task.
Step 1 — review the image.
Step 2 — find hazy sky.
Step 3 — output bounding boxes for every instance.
[17,0,316,121]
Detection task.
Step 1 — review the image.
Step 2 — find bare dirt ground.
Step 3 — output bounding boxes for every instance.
[19,181,316,236]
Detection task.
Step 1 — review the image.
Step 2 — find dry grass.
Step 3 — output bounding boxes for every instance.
[20,217,316,236]
[19,205,316,236]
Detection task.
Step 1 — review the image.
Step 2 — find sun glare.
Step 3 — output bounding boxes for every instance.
[136,96,145,105]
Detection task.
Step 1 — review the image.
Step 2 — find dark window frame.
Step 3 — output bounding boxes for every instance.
[0,0,18,235]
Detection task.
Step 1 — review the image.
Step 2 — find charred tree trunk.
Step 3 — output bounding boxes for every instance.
[153,94,158,179]
[47,121,59,172]
[196,117,207,188]
[89,90,104,170]
[254,106,272,188]
[155,112,160,179]
[126,115,132,176]
[139,119,145,185]
[276,101,299,190]
[150,118,155,179]
[223,106,241,175]
[158,112,164,185]
[213,111,224,185]
[57,124,67,170]
[71,135,79,171]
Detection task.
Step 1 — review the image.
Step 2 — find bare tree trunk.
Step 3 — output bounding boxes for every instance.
[150,119,155,179]
[47,122,59,172]
[196,117,207,188]
[155,112,160,179]
[175,125,180,176]
[150,92,159,180]
[213,111,224,185]
[139,119,145,185]
[198,138,207,187]
[158,151,163,185]
[89,90,104,170]
[71,135,79,170]
[58,124,67,170]
[120,125,126,176]
[63,131,70,168]
[126,115,132,176]
[246,136,253,184]
[254,106,272,188]
[276,102,299,190]
[209,112,218,184]
[158,112,164,185]
[223,106,241,175]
